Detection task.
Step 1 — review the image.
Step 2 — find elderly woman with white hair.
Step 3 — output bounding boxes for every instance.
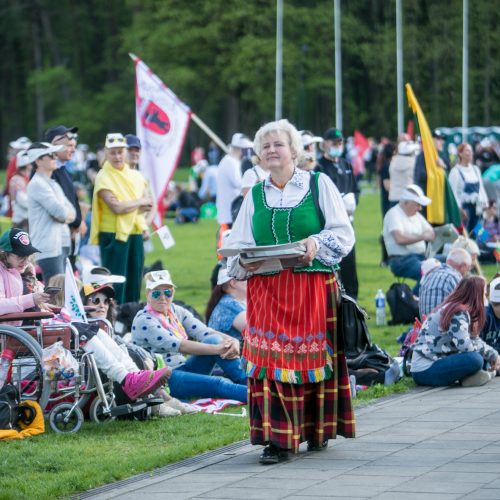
[226,119,356,464]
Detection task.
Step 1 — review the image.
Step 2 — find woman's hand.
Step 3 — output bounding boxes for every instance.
[138,197,153,213]
[491,357,500,373]
[297,237,317,265]
[219,338,240,360]
[33,291,50,307]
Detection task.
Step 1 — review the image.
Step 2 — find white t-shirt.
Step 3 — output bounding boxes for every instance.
[216,154,242,224]
[241,165,268,189]
[383,204,432,256]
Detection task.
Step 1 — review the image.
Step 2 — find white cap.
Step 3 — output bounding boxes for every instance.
[489,277,500,303]
[300,130,323,148]
[105,133,127,149]
[217,267,232,286]
[26,142,66,163]
[82,265,126,285]
[16,150,31,168]
[9,136,31,150]
[230,133,253,149]
[144,270,175,290]
[400,184,431,206]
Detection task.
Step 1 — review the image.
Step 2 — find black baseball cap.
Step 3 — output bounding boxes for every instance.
[0,228,40,257]
[432,129,445,139]
[323,127,343,141]
[44,125,79,143]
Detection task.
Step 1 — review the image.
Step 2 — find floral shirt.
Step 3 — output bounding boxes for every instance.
[411,306,498,373]
[131,303,218,369]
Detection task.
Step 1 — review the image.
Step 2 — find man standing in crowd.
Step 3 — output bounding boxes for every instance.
[383,184,435,294]
[419,248,472,317]
[216,133,253,230]
[45,125,85,263]
[316,127,360,298]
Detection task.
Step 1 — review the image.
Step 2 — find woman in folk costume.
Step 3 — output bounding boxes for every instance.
[90,133,153,303]
[226,119,356,464]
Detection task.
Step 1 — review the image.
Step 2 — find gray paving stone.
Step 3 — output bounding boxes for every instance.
[346,464,434,477]
[462,488,500,499]
[456,453,500,463]
[418,471,499,484]
[389,478,478,494]
[372,493,460,500]
[196,487,288,499]
[300,482,388,497]
[437,462,500,474]
[257,467,345,480]
[229,477,318,490]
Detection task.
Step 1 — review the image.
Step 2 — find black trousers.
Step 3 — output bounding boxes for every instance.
[338,245,358,299]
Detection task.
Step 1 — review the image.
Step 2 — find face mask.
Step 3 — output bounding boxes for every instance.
[328,147,343,158]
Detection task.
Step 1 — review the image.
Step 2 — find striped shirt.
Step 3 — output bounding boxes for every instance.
[419,264,461,317]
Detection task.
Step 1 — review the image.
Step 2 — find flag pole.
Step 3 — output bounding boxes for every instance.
[191,113,229,154]
[396,0,404,134]
[462,0,468,142]
[334,0,342,131]
[275,0,283,120]
[129,53,229,154]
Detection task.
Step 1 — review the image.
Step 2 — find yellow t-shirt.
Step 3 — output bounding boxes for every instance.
[90,162,148,243]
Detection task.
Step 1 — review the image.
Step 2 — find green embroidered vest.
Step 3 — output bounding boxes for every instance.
[251,172,333,273]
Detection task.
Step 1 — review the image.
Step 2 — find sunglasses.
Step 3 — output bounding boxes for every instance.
[88,296,111,306]
[54,133,78,142]
[107,137,127,145]
[40,153,56,160]
[151,289,173,299]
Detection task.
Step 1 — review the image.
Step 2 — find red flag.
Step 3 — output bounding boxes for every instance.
[353,130,369,157]
[406,120,414,140]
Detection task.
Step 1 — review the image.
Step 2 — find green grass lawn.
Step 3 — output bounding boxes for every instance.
[1,185,497,499]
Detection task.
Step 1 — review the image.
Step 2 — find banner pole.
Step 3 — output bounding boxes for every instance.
[191,113,229,154]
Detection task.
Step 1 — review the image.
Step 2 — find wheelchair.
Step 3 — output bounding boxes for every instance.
[0,310,156,433]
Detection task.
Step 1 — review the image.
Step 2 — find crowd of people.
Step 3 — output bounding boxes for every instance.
[1,118,500,463]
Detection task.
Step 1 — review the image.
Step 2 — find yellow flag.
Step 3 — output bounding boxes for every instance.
[405,83,445,224]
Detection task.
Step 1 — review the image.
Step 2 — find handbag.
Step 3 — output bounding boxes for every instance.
[337,290,373,359]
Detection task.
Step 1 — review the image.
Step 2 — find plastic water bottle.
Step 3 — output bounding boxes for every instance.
[375,289,386,326]
[0,349,14,390]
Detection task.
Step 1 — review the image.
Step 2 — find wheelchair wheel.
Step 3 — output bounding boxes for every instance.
[89,396,116,424]
[0,325,50,410]
[49,403,84,433]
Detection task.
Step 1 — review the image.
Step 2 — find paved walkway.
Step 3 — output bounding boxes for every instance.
[85,377,500,500]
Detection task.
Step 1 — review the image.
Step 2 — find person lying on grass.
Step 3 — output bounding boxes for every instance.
[132,270,247,403]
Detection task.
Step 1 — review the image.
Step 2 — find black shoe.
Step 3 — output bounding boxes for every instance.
[259,444,289,465]
[307,439,328,452]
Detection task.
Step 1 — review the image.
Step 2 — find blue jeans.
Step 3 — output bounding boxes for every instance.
[412,352,484,386]
[389,254,425,294]
[168,335,247,402]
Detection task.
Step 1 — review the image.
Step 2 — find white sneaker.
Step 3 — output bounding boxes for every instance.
[461,370,492,388]
[166,398,200,414]
[157,403,181,417]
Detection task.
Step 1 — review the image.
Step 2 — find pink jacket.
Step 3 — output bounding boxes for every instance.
[0,261,35,325]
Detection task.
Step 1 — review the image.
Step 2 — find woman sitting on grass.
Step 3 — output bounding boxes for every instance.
[411,276,500,387]
[132,270,247,403]
[205,267,247,346]
[80,282,196,416]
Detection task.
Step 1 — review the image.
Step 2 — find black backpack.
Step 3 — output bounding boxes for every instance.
[339,293,372,359]
[386,282,420,325]
[0,384,20,431]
